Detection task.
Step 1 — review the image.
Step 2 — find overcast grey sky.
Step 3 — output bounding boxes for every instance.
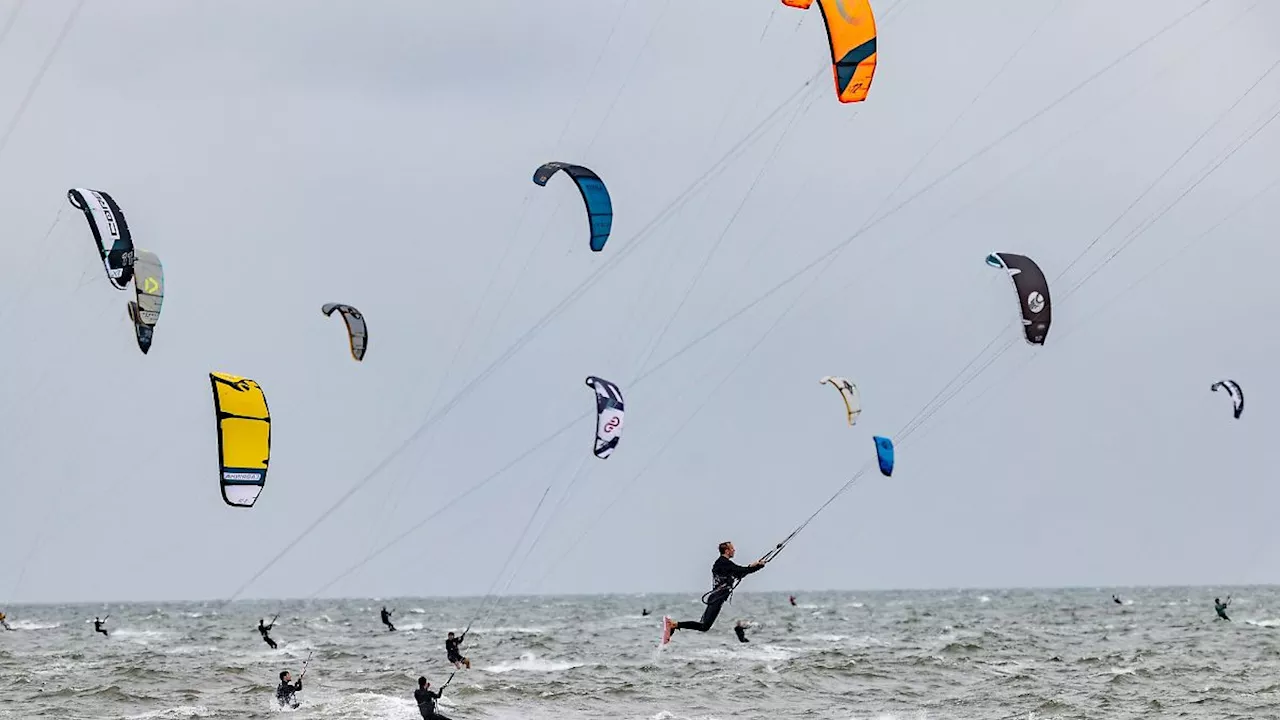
[1,0,1278,604]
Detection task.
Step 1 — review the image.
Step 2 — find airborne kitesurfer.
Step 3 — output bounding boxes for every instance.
[258,617,278,649]
[445,631,471,669]
[733,620,750,643]
[380,606,396,632]
[664,541,767,642]
[276,669,302,709]
[414,676,453,720]
[93,616,109,637]
[1215,596,1232,621]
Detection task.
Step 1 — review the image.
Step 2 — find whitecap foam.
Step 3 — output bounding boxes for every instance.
[126,706,213,719]
[481,652,583,674]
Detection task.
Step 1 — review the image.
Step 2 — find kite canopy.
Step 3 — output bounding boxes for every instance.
[585,376,625,459]
[1210,379,1243,419]
[127,250,164,354]
[67,188,136,290]
[321,303,368,361]
[209,372,271,508]
[783,0,878,103]
[819,375,861,425]
[873,435,894,477]
[986,252,1051,345]
[532,162,613,252]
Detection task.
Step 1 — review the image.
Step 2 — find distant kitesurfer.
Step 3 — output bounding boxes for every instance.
[664,541,767,643]
[445,631,471,669]
[789,595,796,607]
[258,617,278,649]
[641,608,650,616]
[380,606,396,632]
[276,669,302,709]
[1112,594,1122,604]
[93,616,108,637]
[414,676,452,720]
[1215,597,1232,621]
[733,620,750,643]
[0,612,12,631]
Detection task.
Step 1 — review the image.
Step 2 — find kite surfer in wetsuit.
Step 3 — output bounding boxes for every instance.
[0,612,11,631]
[93,616,109,637]
[380,606,396,632]
[258,617,278,649]
[664,541,767,642]
[733,620,750,643]
[276,669,303,708]
[414,676,452,720]
[1112,594,1122,604]
[445,631,471,669]
[1215,596,1232,621]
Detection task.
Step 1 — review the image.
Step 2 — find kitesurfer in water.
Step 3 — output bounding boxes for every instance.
[414,676,452,720]
[788,595,797,607]
[664,541,767,641]
[445,631,471,669]
[1112,594,1122,604]
[258,617,278,649]
[380,606,396,632]
[93,616,108,637]
[1215,597,1232,621]
[276,669,302,709]
[641,608,650,617]
[733,620,750,643]
[0,612,12,631]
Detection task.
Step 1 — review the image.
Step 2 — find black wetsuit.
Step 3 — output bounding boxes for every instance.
[414,687,451,720]
[1215,599,1231,621]
[733,623,749,643]
[259,622,277,649]
[94,619,108,637]
[381,609,396,632]
[673,556,763,634]
[446,636,465,665]
[276,679,302,708]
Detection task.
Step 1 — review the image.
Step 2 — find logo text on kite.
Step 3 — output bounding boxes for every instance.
[1027,291,1045,314]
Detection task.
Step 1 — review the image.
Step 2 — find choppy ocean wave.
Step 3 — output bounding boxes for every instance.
[1,588,1277,719]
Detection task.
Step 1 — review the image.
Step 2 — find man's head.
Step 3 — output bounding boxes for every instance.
[718,541,734,558]
[1215,598,1221,603]
[447,631,455,639]
[280,671,291,682]
[418,676,428,688]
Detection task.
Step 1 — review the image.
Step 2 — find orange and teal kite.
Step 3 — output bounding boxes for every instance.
[783,0,878,103]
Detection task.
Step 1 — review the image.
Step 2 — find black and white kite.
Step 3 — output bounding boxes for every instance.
[986,252,1051,345]
[584,376,625,459]
[1211,379,1243,419]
